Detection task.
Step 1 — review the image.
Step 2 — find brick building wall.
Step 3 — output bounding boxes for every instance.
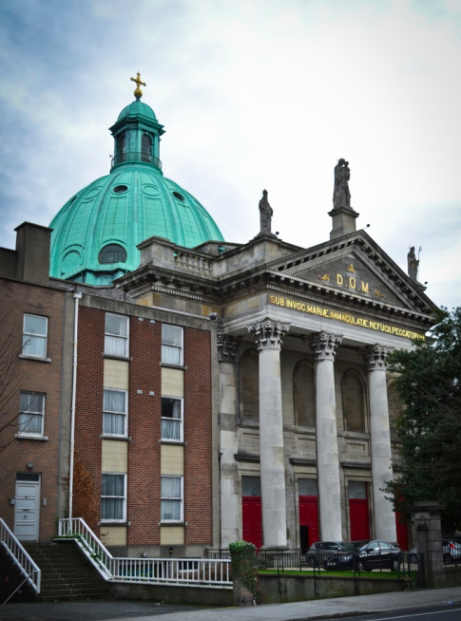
[128,316,161,545]
[0,277,71,542]
[74,300,214,550]
[184,327,213,544]
[74,305,104,535]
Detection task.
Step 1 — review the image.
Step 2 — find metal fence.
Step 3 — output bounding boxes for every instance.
[59,519,232,589]
[0,518,41,603]
[251,547,425,590]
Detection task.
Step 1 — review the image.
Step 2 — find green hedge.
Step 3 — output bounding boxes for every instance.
[229,541,257,595]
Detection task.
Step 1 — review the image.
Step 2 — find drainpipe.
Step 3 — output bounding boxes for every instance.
[68,292,82,520]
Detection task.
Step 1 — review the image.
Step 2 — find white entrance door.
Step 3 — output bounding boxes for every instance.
[14,477,40,541]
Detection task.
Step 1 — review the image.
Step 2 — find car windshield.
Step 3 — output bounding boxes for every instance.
[341,541,369,552]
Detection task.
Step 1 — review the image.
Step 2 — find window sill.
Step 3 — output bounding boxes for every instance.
[160,363,187,370]
[159,439,187,446]
[102,354,132,362]
[159,521,187,526]
[19,355,52,363]
[100,435,131,441]
[99,521,130,526]
[15,434,49,441]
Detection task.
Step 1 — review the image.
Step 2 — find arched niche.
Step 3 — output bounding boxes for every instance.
[293,360,315,428]
[239,349,259,422]
[342,370,367,433]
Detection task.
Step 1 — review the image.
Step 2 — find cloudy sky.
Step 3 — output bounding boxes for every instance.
[0,0,460,310]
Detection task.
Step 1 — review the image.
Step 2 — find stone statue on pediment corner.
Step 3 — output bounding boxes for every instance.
[258,189,273,235]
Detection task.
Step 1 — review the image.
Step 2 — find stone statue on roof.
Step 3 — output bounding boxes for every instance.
[333,158,351,209]
[259,189,273,235]
[408,246,419,282]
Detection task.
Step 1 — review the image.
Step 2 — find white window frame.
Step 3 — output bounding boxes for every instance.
[104,313,129,358]
[103,388,128,438]
[18,391,45,437]
[161,396,184,442]
[161,324,184,366]
[22,314,48,359]
[160,475,184,523]
[101,473,127,523]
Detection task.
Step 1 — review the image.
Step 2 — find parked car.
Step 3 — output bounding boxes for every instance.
[407,547,419,564]
[442,539,461,563]
[306,541,345,567]
[323,540,402,572]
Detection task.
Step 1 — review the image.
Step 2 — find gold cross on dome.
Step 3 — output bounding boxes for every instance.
[131,72,146,99]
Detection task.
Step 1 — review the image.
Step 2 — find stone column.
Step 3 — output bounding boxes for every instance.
[248,318,290,549]
[310,331,343,541]
[218,332,240,548]
[364,345,397,542]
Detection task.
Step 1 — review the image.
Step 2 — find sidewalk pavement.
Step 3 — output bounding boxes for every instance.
[114,586,461,621]
[2,586,461,621]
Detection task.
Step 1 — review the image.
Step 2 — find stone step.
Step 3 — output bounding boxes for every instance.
[23,541,111,602]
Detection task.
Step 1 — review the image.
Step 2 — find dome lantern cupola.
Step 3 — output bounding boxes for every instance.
[49,75,224,285]
[110,73,164,171]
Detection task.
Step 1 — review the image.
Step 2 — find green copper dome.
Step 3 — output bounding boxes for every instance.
[117,100,157,122]
[49,93,224,285]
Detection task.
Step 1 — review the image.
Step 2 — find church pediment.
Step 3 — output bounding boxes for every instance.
[270,233,435,315]
[288,251,406,307]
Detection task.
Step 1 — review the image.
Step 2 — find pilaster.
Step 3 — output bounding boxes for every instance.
[217,333,240,547]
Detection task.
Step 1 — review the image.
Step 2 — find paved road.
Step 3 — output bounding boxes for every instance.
[1,586,461,621]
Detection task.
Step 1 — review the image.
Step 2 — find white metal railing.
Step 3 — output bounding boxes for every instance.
[0,518,41,595]
[58,518,232,589]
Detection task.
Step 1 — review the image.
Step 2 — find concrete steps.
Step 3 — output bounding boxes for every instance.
[23,540,111,601]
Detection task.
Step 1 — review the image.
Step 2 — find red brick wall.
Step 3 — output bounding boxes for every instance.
[184,327,213,544]
[75,306,104,534]
[128,317,161,545]
[0,279,66,541]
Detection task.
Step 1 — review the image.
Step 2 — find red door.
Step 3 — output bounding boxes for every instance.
[349,498,370,540]
[242,497,262,549]
[299,496,319,548]
[395,512,409,550]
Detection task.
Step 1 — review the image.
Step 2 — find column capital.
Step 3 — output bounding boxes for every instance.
[364,344,392,371]
[247,318,290,351]
[217,332,239,362]
[309,331,343,361]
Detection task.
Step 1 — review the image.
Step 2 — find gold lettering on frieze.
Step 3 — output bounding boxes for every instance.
[361,282,369,293]
[337,274,343,285]
[349,277,356,289]
[269,295,425,341]
[375,289,385,298]
[318,274,330,282]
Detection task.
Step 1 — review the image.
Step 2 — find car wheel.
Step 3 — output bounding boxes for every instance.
[392,559,400,572]
[443,553,452,564]
[358,561,365,573]
[307,556,317,568]
[408,554,418,564]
